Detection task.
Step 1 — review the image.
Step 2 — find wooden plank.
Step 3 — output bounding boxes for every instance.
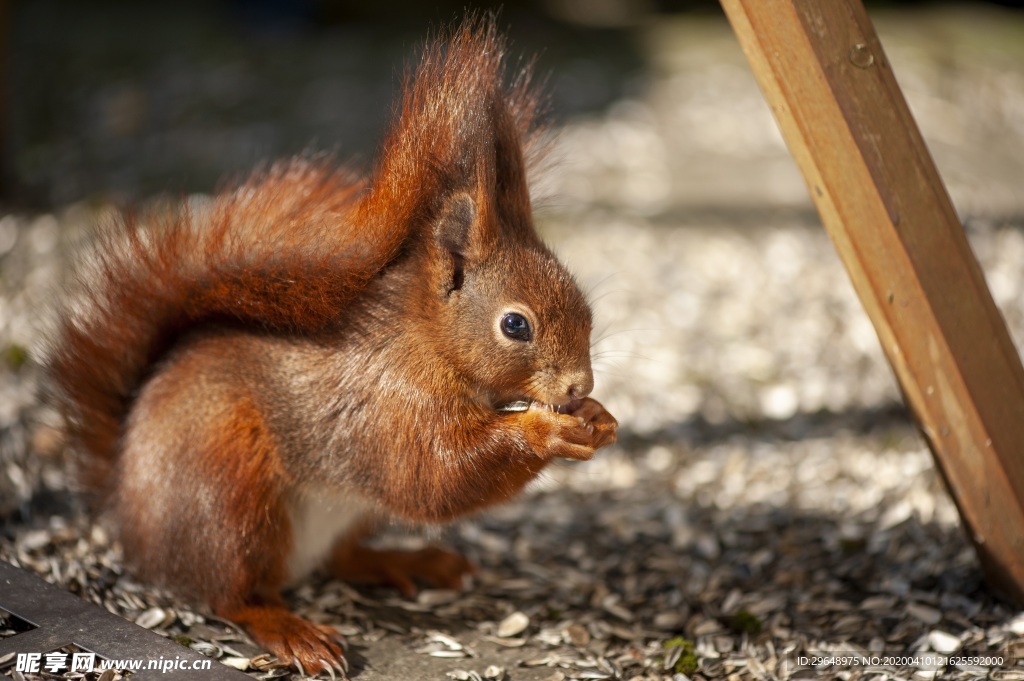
[719,0,1024,603]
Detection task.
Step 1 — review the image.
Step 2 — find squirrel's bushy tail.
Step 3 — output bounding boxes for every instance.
[51,16,543,499]
[51,160,387,495]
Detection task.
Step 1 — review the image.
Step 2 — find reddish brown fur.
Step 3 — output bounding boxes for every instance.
[54,161,383,499]
[116,358,291,607]
[54,20,546,500]
[52,17,616,675]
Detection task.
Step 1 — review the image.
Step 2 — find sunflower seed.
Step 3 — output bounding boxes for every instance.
[497,611,530,637]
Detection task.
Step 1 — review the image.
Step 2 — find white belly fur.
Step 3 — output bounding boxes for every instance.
[286,490,373,584]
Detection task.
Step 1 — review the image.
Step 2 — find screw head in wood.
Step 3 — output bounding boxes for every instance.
[849,43,875,69]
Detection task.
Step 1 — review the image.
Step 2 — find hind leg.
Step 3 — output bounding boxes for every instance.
[217,594,346,676]
[329,527,476,597]
[117,368,346,674]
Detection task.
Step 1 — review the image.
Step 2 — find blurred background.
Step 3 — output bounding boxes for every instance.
[3,2,1024,678]
[4,0,1024,209]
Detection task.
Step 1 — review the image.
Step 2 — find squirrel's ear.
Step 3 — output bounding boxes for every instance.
[434,192,489,295]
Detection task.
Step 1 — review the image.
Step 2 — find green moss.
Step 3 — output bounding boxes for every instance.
[173,635,194,647]
[839,536,868,554]
[878,429,904,451]
[727,610,764,635]
[3,344,28,371]
[662,636,698,675]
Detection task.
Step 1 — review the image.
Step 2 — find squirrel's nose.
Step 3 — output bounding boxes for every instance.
[566,368,594,401]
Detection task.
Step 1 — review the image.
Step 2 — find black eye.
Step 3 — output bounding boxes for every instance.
[500,312,532,342]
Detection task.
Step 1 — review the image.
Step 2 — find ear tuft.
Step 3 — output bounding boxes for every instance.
[358,15,545,250]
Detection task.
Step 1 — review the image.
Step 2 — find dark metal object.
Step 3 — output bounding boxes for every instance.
[0,560,250,680]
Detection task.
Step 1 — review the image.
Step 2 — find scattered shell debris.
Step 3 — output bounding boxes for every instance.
[4,207,1023,681]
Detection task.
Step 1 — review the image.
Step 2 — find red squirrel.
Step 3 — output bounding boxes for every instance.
[51,18,617,675]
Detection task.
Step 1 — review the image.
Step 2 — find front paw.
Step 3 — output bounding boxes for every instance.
[525,397,618,461]
[570,397,618,450]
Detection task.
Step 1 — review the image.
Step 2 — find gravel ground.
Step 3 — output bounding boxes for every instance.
[3,6,1024,681]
